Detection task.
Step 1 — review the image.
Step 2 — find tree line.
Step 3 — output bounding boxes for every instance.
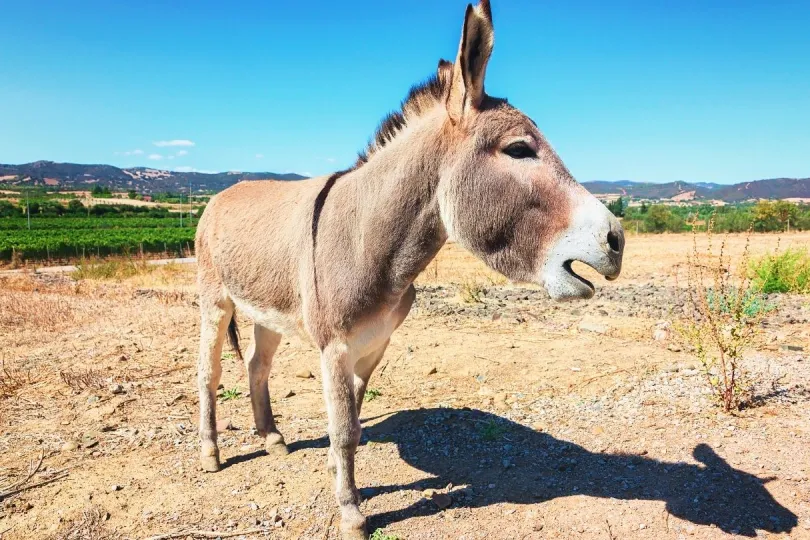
[0,199,190,219]
[605,197,810,233]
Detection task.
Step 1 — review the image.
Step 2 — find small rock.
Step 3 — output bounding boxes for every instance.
[431,492,452,510]
[592,426,605,436]
[249,502,259,511]
[109,484,122,492]
[667,343,682,352]
[281,389,295,398]
[61,440,79,452]
[425,366,437,376]
[653,320,672,342]
[782,344,804,352]
[578,321,608,334]
[87,395,99,404]
[295,369,313,379]
[109,383,125,395]
[177,346,188,353]
[81,436,99,449]
[216,418,233,433]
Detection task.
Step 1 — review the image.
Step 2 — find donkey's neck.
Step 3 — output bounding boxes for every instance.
[339,109,449,293]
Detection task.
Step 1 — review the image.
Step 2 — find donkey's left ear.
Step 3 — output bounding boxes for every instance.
[447,0,494,123]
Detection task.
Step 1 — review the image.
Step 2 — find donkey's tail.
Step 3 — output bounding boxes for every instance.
[227,315,243,362]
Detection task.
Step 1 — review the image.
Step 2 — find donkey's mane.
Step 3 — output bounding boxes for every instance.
[354,66,450,167]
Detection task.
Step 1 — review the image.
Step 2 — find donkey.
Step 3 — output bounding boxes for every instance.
[194,0,624,537]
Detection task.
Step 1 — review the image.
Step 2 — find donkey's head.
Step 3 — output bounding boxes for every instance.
[437,0,624,300]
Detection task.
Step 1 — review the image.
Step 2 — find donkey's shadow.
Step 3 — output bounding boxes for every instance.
[291,407,797,537]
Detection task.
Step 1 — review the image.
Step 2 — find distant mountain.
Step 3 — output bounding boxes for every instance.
[581,178,810,202]
[1,161,808,202]
[0,161,308,193]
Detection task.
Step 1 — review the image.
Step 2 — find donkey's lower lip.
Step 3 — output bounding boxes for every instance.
[563,260,595,293]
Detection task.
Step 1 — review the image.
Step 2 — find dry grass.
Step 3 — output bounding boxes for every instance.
[46,505,116,540]
[59,368,106,393]
[0,290,76,330]
[72,257,157,281]
[0,357,35,400]
[0,274,82,295]
[674,221,770,411]
[458,278,487,303]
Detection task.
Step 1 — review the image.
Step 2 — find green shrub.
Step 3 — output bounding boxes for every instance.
[749,248,810,294]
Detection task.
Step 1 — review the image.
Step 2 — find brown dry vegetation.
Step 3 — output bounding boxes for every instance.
[0,233,809,539]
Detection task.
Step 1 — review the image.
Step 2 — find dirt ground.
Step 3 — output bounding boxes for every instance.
[1,233,809,540]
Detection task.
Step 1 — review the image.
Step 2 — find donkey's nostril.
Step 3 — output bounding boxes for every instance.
[607,230,621,253]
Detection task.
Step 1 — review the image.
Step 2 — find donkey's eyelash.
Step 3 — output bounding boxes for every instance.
[502,141,537,159]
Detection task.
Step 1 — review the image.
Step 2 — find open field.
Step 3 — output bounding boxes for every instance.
[1,233,809,539]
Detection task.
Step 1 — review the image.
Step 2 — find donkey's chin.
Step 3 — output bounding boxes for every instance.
[541,260,596,301]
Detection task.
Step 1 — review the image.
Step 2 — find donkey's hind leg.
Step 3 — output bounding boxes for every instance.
[197,296,234,473]
[244,324,288,456]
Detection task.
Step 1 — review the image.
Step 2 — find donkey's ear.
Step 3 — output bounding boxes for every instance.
[447,0,494,123]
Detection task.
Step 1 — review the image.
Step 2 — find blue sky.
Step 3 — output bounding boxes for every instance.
[1,0,808,183]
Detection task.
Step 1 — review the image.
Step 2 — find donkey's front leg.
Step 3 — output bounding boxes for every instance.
[320,342,366,539]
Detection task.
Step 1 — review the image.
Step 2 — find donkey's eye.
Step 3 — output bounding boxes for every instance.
[502,142,537,159]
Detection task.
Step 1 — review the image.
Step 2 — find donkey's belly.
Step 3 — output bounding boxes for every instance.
[230,293,309,342]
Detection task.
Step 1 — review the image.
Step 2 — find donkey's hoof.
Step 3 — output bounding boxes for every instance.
[265,440,290,457]
[339,509,367,540]
[200,455,221,472]
[200,447,221,472]
[339,523,367,540]
[265,433,289,457]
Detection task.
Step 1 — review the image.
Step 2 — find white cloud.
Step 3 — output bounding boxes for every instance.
[115,149,144,156]
[173,166,217,174]
[326,157,336,163]
[148,153,163,160]
[168,155,175,160]
[175,150,189,157]
[255,153,264,159]
[153,139,195,148]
